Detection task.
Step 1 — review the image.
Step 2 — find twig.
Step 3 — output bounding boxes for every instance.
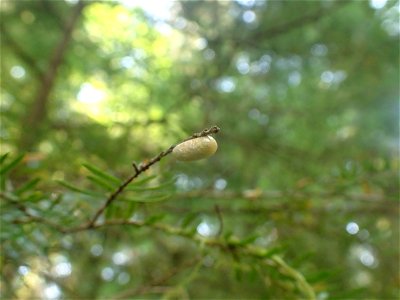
[79,125,220,230]
[269,255,316,300]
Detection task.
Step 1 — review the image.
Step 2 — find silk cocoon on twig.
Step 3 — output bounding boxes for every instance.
[172,136,218,161]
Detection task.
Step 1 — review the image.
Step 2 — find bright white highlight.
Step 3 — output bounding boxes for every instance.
[101,267,115,281]
[10,66,26,79]
[53,261,72,277]
[243,10,256,23]
[369,0,387,9]
[112,251,130,265]
[43,283,61,300]
[346,222,359,235]
[77,83,105,104]
[119,0,173,20]
[197,221,213,237]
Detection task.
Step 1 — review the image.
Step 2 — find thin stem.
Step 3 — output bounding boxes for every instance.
[270,255,316,300]
[83,125,220,229]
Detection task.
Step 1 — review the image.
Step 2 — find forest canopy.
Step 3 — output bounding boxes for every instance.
[0,0,399,299]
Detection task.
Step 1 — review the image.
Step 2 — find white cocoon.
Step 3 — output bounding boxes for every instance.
[172,136,218,161]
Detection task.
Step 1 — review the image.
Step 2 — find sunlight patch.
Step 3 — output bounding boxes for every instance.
[77,83,105,104]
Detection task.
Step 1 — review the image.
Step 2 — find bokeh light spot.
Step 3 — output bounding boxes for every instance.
[243,10,256,23]
[10,66,26,79]
[346,222,359,235]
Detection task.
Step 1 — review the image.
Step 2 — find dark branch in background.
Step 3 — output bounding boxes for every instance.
[19,0,86,151]
[76,125,220,231]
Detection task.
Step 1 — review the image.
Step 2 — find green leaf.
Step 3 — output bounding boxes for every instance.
[125,179,174,192]
[1,191,19,201]
[0,154,24,176]
[87,175,115,191]
[22,192,46,203]
[121,202,136,219]
[120,193,171,203]
[15,178,40,195]
[236,234,260,246]
[82,163,120,185]
[48,194,63,211]
[105,203,116,220]
[180,212,199,228]
[234,263,243,282]
[306,269,338,283]
[145,214,165,224]
[0,153,9,165]
[261,246,285,258]
[130,174,158,186]
[111,203,123,219]
[56,180,100,196]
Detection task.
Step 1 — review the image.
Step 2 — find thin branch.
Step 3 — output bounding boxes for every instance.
[81,125,220,230]
[268,256,316,300]
[132,162,139,173]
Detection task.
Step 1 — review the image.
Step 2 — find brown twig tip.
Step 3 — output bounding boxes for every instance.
[132,162,139,173]
[209,125,220,134]
[189,125,221,140]
[202,125,220,135]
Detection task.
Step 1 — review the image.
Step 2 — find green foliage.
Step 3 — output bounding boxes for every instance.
[1,0,399,299]
[0,153,24,176]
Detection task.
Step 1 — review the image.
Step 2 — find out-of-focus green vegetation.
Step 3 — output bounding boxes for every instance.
[0,0,398,299]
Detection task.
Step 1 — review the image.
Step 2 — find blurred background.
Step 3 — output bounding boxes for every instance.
[0,0,399,299]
